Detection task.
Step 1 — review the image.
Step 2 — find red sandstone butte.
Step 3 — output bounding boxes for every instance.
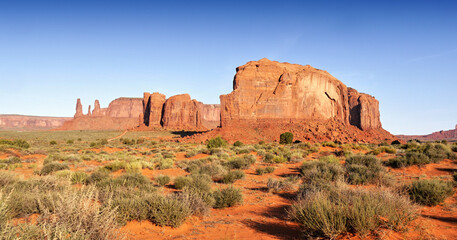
[197,58,395,143]
[161,94,203,130]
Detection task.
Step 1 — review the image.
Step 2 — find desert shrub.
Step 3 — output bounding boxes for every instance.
[113,172,150,188]
[422,143,456,161]
[322,141,338,148]
[288,188,416,238]
[345,155,387,185]
[103,161,127,172]
[66,139,74,144]
[0,139,30,149]
[174,176,192,190]
[222,170,245,184]
[85,170,110,184]
[212,186,243,208]
[406,179,454,206]
[256,167,267,175]
[193,163,227,181]
[369,146,397,155]
[267,178,296,193]
[156,175,171,186]
[2,156,21,165]
[70,171,88,184]
[233,141,244,147]
[300,160,344,182]
[40,162,69,175]
[265,166,275,173]
[263,152,275,162]
[49,140,57,145]
[385,152,430,168]
[145,194,192,227]
[157,158,174,169]
[453,172,457,182]
[172,189,211,216]
[125,161,143,173]
[174,174,212,193]
[287,151,304,162]
[391,140,401,145]
[225,155,255,169]
[207,136,227,149]
[452,145,457,153]
[318,155,339,164]
[279,132,294,144]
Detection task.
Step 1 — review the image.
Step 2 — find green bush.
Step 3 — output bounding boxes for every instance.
[345,155,387,185]
[225,155,256,169]
[301,160,344,182]
[85,170,110,184]
[103,161,127,172]
[407,179,454,206]
[174,174,212,193]
[212,186,243,208]
[70,171,88,184]
[233,141,244,147]
[156,175,171,186]
[222,170,245,184]
[207,136,227,149]
[40,162,69,175]
[288,188,416,238]
[391,140,401,145]
[145,195,192,227]
[452,145,457,153]
[49,140,57,145]
[385,152,430,168]
[265,166,275,173]
[0,139,30,149]
[256,168,266,175]
[279,132,294,144]
[157,158,174,170]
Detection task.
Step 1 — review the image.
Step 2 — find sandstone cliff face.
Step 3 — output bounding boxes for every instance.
[105,98,143,118]
[348,88,381,130]
[142,92,166,128]
[200,104,221,129]
[220,58,349,127]
[161,94,202,130]
[0,115,72,130]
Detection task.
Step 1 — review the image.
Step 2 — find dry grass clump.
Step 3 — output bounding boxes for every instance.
[405,179,454,206]
[288,186,416,238]
[345,155,392,185]
[212,186,243,208]
[266,178,297,193]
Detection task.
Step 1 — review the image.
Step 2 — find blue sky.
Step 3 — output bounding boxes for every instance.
[0,0,456,135]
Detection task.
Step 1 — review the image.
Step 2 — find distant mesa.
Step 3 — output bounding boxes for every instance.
[0,115,71,130]
[397,125,457,142]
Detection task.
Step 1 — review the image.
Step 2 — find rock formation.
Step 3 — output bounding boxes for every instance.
[139,93,221,131]
[397,125,457,141]
[220,58,351,127]
[75,99,83,118]
[161,94,202,130]
[142,92,166,128]
[0,115,72,130]
[348,88,381,130]
[92,100,102,116]
[200,104,221,130]
[59,98,143,130]
[212,58,394,143]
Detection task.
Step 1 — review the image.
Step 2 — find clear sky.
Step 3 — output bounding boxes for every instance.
[0,0,456,135]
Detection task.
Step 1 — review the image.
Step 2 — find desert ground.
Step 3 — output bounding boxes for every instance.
[0,130,456,240]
